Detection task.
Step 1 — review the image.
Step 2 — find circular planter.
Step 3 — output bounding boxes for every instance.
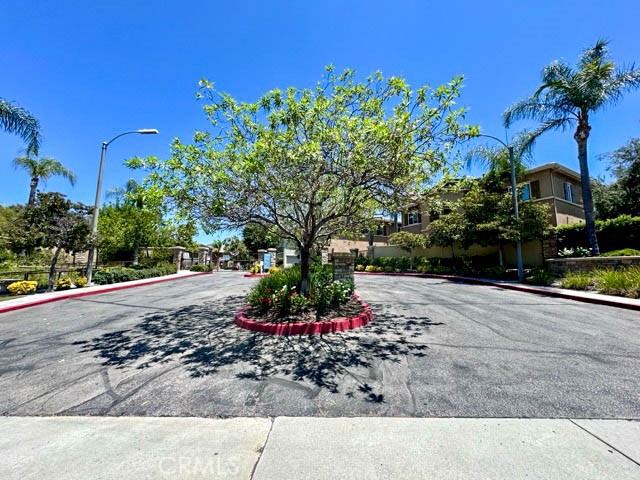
[234,293,373,335]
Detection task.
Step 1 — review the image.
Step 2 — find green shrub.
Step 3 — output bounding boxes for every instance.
[190,264,212,272]
[355,264,365,271]
[365,265,377,272]
[478,266,507,279]
[354,255,369,267]
[74,276,88,288]
[560,272,594,290]
[247,264,354,317]
[431,266,452,275]
[7,281,37,295]
[383,266,394,273]
[93,264,177,285]
[556,215,640,252]
[396,257,411,272]
[526,268,555,286]
[601,249,640,257]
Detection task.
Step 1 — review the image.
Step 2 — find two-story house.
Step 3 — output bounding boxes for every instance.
[399,162,585,235]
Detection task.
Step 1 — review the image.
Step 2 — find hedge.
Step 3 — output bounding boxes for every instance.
[93,263,177,285]
[556,215,640,253]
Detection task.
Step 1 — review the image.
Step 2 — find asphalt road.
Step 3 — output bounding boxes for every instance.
[0,271,638,418]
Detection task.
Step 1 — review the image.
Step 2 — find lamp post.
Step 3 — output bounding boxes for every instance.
[85,129,158,284]
[473,133,524,282]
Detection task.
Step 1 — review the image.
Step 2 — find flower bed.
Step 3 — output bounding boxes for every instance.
[236,264,371,335]
[235,292,372,335]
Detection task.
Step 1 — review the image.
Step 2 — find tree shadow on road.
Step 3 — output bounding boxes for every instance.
[74,296,443,403]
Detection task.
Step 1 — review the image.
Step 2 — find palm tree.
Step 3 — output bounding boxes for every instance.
[1,99,42,155]
[106,178,143,208]
[504,40,640,255]
[12,156,77,206]
[465,131,534,176]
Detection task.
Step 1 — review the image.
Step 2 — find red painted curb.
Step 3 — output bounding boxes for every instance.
[243,273,270,278]
[354,271,640,311]
[0,272,211,314]
[234,293,373,335]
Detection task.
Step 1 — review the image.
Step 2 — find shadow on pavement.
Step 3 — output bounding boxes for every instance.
[74,296,443,403]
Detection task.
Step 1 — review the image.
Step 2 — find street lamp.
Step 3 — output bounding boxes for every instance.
[85,129,159,284]
[472,133,524,282]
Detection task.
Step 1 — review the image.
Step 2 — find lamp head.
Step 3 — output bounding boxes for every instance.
[137,129,159,135]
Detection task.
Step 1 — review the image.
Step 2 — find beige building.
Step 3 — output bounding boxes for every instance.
[398,162,585,236]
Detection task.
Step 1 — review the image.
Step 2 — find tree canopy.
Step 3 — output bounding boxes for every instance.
[9,193,91,291]
[129,67,476,292]
[242,223,279,253]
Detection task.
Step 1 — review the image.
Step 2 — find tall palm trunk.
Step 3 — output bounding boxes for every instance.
[574,121,600,255]
[28,176,39,206]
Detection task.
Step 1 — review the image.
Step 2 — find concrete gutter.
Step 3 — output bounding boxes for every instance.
[355,271,640,311]
[0,271,210,314]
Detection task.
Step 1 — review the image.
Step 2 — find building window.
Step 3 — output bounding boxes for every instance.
[404,209,421,226]
[521,183,531,201]
[429,211,440,222]
[563,182,574,203]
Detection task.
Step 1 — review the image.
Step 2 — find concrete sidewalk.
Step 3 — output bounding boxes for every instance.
[0,270,209,314]
[2,417,638,479]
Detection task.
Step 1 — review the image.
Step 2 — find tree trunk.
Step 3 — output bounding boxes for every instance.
[132,243,140,265]
[410,248,414,270]
[28,177,38,206]
[299,246,311,295]
[48,245,62,292]
[574,124,600,255]
[498,243,504,266]
[450,244,455,259]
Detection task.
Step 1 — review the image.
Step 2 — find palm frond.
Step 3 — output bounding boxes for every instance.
[12,155,76,185]
[503,95,576,127]
[599,65,640,107]
[514,118,574,157]
[12,156,39,175]
[578,39,610,70]
[0,99,42,155]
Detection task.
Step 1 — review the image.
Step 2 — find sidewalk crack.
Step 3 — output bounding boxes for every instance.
[250,417,275,479]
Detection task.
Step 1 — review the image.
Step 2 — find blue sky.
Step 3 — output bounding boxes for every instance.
[1,1,639,243]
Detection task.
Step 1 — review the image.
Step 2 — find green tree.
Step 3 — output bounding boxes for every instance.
[10,193,91,291]
[593,137,640,219]
[242,223,279,253]
[388,231,427,269]
[504,40,640,255]
[427,211,467,257]
[0,98,41,155]
[129,67,475,293]
[101,180,165,264]
[12,155,76,206]
[0,205,23,267]
[223,236,251,262]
